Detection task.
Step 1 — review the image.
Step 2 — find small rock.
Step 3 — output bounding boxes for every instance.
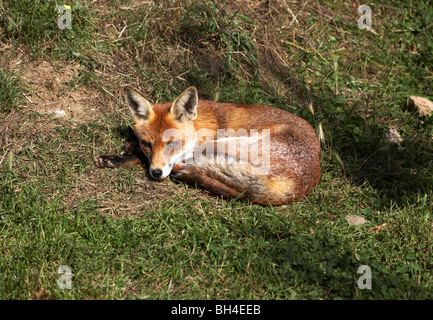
[409,96,433,117]
[345,214,368,226]
[384,128,403,149]
[49,110,66,117]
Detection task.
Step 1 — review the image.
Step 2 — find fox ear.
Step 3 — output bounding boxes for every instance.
[170,86,198,121]
[124,87,154,124]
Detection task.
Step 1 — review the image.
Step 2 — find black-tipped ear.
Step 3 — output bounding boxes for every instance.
[124,87,154,123]
[170,86,198,121]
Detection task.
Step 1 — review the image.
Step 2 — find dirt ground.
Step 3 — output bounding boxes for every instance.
[18,59,101,121]
[1,54,218,216]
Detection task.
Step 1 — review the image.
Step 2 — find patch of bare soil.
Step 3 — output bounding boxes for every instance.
[2,52,221,214]
[17,59,101,122]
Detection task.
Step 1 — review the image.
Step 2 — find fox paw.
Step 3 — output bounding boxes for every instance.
[94,155,119,168]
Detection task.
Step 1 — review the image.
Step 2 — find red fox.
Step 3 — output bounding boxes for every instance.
[95,86,321,205]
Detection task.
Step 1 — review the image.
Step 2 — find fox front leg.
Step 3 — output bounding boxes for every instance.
[94,153,143,168]
[95,141,147,168]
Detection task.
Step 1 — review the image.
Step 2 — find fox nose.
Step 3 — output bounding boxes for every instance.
[151,169,163,179]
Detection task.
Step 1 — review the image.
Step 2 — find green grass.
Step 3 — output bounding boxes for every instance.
[0,68,26,112]
[0,0,433,299]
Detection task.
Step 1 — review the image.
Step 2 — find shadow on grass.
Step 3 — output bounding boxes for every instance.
[261,229,429,299]
[313,93,433,204]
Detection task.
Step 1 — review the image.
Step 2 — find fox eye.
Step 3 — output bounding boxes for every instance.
[141,140,152,149]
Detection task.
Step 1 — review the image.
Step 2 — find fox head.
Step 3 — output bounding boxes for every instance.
[124,86,198,180]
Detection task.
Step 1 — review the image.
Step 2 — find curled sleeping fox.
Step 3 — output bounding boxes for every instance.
[95,86,321,205]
